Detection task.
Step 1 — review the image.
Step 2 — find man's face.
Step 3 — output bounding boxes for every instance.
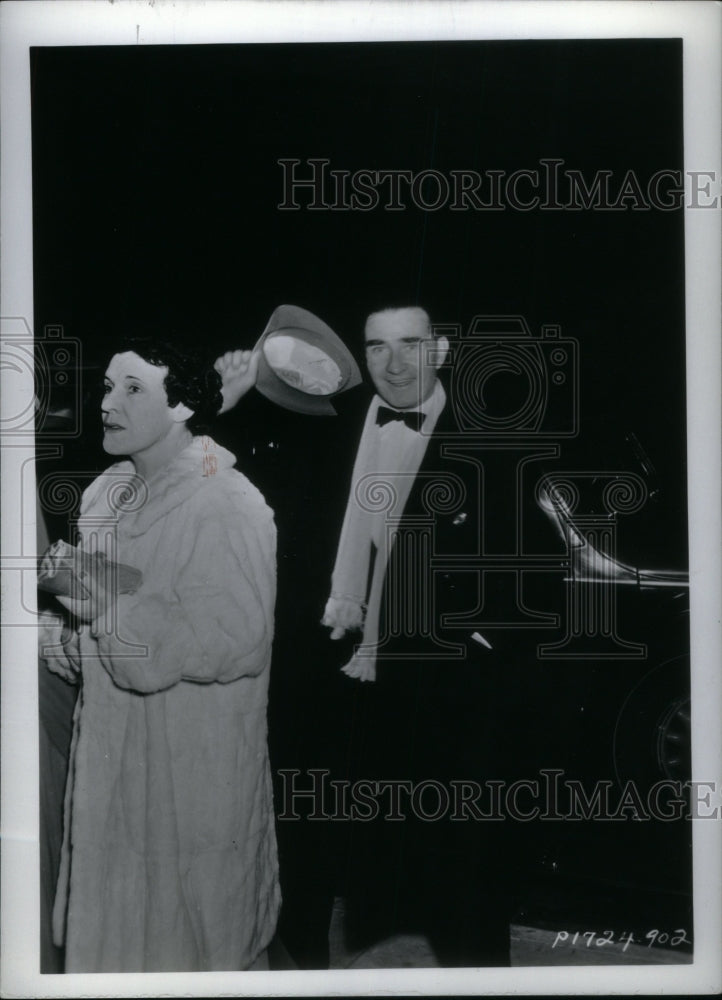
[364,308,439,410]
[101,352,179,458]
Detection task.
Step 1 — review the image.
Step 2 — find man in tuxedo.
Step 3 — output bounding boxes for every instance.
[216,307,517,967]
[322,306,515,967]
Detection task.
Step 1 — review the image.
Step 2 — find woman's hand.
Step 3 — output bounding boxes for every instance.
[55,553,116,622]
[214,349,260,414]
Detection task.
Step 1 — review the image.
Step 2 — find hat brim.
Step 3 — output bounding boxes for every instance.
[254,305,362,416]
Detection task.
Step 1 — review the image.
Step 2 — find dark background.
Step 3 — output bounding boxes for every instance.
[31,39,692,961]
[30,39,688,559]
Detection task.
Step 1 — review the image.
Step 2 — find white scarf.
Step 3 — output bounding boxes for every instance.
[322,382,446,681]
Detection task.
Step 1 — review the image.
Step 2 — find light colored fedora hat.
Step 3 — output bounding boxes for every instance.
[254,304,362,415]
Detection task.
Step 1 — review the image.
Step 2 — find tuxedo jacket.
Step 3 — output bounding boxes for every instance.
[349,393,530,789]
[374,395,489,672]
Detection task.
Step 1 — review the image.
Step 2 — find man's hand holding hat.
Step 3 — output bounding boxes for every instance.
[215,349,261,415]
[214,305,361,417]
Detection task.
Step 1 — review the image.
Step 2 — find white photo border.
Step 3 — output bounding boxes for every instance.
[1,1,720,996]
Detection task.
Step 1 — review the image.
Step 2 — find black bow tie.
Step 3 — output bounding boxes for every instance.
[376,406,426,432]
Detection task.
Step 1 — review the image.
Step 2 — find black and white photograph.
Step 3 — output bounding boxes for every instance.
[1,1,720,996]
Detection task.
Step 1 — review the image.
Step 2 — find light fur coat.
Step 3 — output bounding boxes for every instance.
[49,437,280,972]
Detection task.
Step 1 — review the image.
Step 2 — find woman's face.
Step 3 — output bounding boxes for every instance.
[101,352,180,459]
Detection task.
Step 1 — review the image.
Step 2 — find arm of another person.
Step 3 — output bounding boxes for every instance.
[91,488,276,694]
[38,611,82,684]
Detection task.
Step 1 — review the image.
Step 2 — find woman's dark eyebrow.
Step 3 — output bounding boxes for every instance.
[122,375,146,385]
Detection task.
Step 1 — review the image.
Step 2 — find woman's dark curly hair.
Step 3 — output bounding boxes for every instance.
[108,336,223,434]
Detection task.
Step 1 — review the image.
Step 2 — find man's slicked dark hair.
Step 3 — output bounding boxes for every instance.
[365,306,433,335]
[108,336,223,434]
